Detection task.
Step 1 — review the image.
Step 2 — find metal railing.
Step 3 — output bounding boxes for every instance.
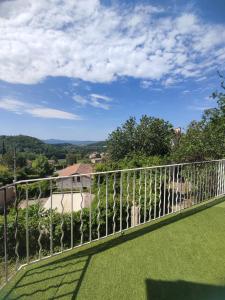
[1,159,225,286]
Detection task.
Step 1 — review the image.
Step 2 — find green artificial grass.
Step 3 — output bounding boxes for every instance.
[1,197,225,300]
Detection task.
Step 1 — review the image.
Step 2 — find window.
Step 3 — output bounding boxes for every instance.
[77,176,80,182]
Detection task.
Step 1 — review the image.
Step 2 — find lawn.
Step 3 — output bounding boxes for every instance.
[1,197,225,300]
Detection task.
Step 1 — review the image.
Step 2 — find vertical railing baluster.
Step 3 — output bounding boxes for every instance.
[144,170,147,222]
[154,169,157,220]
[190,165,193,207]
[14,186,19,271]
[205,164,208,201]
[80,179,84,244]
[149,169,152,221]
[120,172,123,232]
[38,183,43,260]
[158,168,162,218]
[209,162,213,199]
[113,173,116,233]
[200,164,203,202]
[172,166,175,213]
[201,163,204,201]
[138,170,142,224]
[163,167,166,216]
[179,165,182,211]
[193,164,196,205]
[218,161,221,196]
[126,172,130,229]
[89,179,92,242]
[25,183,29,264]
[60,180,65,251]
[222,160,225,195]
[167,167,171,214]
[50,180,53,255]
[186,168,190,208]
[70,178,73,249]
[175,166,179,212]
[3,188,8,283]
[97,175,101,239]
[217,161,220,197]
[132,171,136,227]
[202,164,205,201]
[106,174,108,236]
[197,164,200,204]
[214,162,217,197]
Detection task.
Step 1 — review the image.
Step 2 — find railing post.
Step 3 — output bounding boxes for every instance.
[3,188,8,283]
[120,172,123,232]
[25,184,29,264]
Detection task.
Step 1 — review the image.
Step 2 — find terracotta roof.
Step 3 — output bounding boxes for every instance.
[57,163,93,177]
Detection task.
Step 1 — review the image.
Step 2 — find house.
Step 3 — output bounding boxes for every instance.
[172,127,182,147]
[89,152,105,164]
[56,163,93,189]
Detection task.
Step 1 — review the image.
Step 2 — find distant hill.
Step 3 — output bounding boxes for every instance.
[0,135,107,159]
[44,139,101,146]
[0,135,47,153]
[0,135,80,159]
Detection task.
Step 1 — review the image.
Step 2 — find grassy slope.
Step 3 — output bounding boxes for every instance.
[1,198,225,300]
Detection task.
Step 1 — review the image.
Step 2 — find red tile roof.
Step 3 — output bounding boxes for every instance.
[57,163,93,177]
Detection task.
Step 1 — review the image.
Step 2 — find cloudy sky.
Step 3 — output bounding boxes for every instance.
[0,0,225,140]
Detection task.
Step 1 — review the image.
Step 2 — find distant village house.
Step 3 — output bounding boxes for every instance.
[89,152,105,164]
[56,163,93,189]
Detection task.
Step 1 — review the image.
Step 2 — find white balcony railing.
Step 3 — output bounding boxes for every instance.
[0,159,225,287]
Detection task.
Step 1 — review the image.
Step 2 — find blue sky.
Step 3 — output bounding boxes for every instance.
[0,0,225,140]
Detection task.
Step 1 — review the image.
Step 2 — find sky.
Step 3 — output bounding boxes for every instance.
[0,0,225,141]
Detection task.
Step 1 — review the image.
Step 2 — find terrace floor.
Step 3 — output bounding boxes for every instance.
[1,197,225,300]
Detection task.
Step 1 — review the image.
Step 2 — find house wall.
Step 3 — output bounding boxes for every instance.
[0,187,15,209]
[56,175,92,190]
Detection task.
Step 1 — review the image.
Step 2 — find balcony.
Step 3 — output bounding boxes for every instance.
[0,160,225,299]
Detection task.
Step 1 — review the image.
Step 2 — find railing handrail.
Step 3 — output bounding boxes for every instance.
[0,159,224,191]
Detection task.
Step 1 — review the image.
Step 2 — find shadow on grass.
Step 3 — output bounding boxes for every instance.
[145,279,225,300]
[2,197,224,300]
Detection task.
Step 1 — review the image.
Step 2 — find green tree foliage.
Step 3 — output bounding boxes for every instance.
[173,74,225,162]
[0,165,13,185]
[32,155,53,177]
[1,140,6,155]
[0,151,27,170]
[107,115,174,161]
[66,152,77,165]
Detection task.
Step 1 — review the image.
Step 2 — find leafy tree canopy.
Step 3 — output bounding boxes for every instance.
[32,155,53,177]
[107,115,174,161]
[172,73,225,162]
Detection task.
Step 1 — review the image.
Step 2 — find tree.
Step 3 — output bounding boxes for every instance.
[107,115,174,161]
[172,73,225,162]
[66,152,77,165]
[1,151,27,170]
[0,165,13,185]
[2,140,6,155]
[32,155,53,177]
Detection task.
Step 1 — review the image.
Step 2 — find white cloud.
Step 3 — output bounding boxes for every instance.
[73,93,111,110]
[188,105,212,111]
[0,98,80,120]
[182,90,190,94]
[162,77,180,87]
[0,1,225,85]
[140,80,152,89]
[90,94,111,101]
[73,95,88,106]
